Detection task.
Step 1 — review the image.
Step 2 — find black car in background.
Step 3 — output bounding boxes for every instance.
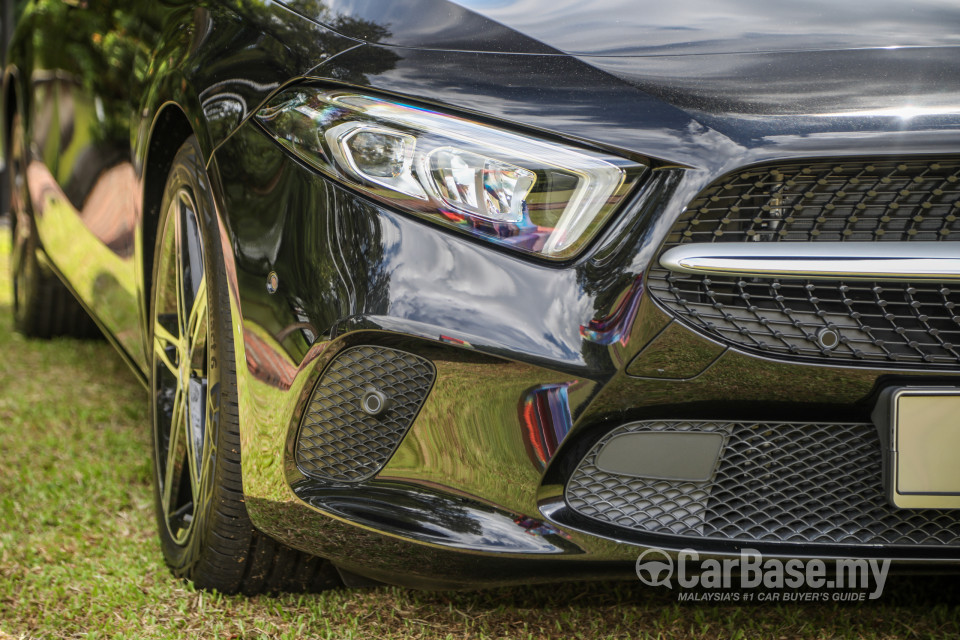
[5,0,960,592]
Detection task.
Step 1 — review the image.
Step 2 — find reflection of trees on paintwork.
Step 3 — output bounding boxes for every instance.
[234,0,402,86]
[211,0,400,349]
[16,0,401,356]
[216,122,393,355]
[18,0,163,146]
[284,0,394,44]
[18,0,399,148]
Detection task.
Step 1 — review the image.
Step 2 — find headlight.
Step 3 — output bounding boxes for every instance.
[255,87,646,260]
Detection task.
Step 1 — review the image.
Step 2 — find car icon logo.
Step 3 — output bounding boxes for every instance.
[635,549,674,588]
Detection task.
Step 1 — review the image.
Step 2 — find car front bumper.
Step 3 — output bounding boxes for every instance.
[206,116,960,588]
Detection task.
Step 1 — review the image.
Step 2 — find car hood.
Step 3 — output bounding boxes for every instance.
[272,0,960,168]
[280,0,960,57]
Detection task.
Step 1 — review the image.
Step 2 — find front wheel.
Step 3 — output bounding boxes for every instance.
[149,136,340,594]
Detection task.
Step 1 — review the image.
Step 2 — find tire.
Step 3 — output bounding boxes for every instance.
[149,136,341,594]
[9,111,100,339]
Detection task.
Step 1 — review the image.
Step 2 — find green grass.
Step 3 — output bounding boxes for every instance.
[0,226,959,639]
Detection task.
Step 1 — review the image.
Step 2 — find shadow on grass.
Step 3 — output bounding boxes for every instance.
[407,571,960,609]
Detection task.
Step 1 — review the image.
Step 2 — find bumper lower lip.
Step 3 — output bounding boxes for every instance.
[660,241,960,281]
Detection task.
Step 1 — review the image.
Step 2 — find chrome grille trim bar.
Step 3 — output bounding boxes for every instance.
[659,242,960,281]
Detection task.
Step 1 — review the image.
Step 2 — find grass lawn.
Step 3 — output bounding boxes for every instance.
[0,225,959,639]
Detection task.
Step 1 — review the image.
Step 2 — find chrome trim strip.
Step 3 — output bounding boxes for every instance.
[659,242,960,281]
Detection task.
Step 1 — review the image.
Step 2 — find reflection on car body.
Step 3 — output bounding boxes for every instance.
[5,0,960,592]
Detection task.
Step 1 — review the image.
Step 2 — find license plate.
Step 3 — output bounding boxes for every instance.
[878,388,960,509]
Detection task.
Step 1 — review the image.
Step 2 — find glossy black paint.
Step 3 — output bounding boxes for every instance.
[282,0,960,55]
[292,480,581,555]
[7,0,960,587]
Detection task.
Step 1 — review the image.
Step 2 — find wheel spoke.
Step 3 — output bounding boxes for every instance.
[184,273,208,489]
[153,321,180,377]
[161,386,188,513]
[153,340,179,378]
[184,379,202,491]
[154,320,179,349]
[174,213,188,338]
[186,276,207,361]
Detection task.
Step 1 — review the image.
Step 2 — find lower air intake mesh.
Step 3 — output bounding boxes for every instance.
[565,420,960,547]
[295,346,435,483]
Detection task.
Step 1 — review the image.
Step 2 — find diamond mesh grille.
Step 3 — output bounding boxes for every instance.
[565,420,960,546]
[648,158,960,367]
[295,346,435,482]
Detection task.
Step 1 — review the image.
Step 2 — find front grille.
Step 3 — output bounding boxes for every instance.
[566,420,960,547]
[648,158,960,367]
[295,346,435,483]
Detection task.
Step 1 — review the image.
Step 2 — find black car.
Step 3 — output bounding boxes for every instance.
[6,0,960,593]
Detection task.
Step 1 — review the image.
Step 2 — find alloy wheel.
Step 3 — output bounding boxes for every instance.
[152,188,212,545]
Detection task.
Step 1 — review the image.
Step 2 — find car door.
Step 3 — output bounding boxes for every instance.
[25,0,155,369]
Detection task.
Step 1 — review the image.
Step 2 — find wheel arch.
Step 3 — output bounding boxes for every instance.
[137,90,245,422]
[2,66,20,219]
[2,67,19,157]
[138,103,203,350]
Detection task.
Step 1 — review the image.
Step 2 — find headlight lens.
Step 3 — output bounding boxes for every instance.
[256,88,646,259]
